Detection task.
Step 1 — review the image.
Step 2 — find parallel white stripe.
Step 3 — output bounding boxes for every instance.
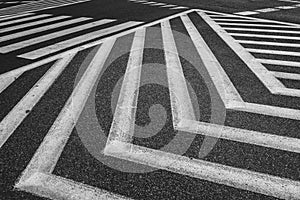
[224,27,300,34]
[150,3,165,6]
[0,13,34,21]
[198,11,285,94]
[247,48,300,57]
[141,1,156,4]
[0,54,75,148]
[170,6,189,9]
[181,14,243,105]
[234,11,259,15]
[161,19,196,124]
[276,5,297,9]
[0,71,22,94]
[0,14,50,27]
[106,140,300,199]
[238,40,300,48]
[272,71,300,80]
[0,17,90,45]
[19,21,143,59]
[255,8,279,12]
[106,29,145,145]
[0,15,71,34]
[213,18,257,22]
[17,39,115,183]
[257,58,300,67]
[229,32,300,40]
[218,22,294,28]
[178,119,300,153]
[160,4,176,7]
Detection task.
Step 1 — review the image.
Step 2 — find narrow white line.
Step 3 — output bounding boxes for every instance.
[0,54,75,148]
[149,2,165,6]
[161,19,196,125]
[19,21,143,60]
[0,71,22,94]
[295,3,300,7]
[0,12,34,22]
[224,27,300,34]
[234,11,259,15]
[257,58,300,67]
[17,39,115,183]
[218,22,293,28]
[0,15,71,34]
[246,48,300,57]
[229,33,300,40]
[238,40,300,48]
[255,8,279,12]
[278,0,300,3]
[160,4,176,8]
[180,14,243,105]
[272,71,300,80]
[0,14,50,27]
[276,5,297,9]
[0,17,90,45]
[213,18,257,22]
[178,119,300,153]
[198,11,285,94]
[106,140,300,199]
[141,1,156,4]
[106,28,145,146]
[169,6,189,10]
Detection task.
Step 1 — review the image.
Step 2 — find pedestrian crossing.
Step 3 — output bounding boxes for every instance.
[1,9,300,200]
[128,0,189,10]
[0,0,91,18]
[0,13,143,60]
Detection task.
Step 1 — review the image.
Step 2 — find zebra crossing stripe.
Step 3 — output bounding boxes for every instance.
[234,11,259,15]
[257,59,300,67]
[246,48,300,57]
[19,21,143,59]
[272,71,300,81]
[0,15,71,34]
[229,32,300,40]
[224,27,300,34]
[238,40,300,48]
[0,54,75,148]
[0,12,34,21]
[218,22,294,28]
[0,17,94,53]
[0,13,51,27]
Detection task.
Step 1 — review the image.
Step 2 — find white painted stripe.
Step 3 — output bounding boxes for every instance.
[272,71,300,80]
[19,21,143,59]
[229,33,300,40]
[0,12,34,22]
[0,54,75,148]
[278,0,300,3]
[255,8,279,12]
[0,15,71,34]
[238,40,300,48]
[106,29,145,145]
[295,3,300,7]
[178,118,300,153]
[276,5,297,9]
[234,11,259,15]
[161,19,196,124]
[141,1,156,4]
[247,48,300,57]
[213,18,257,22]
[218,22,294,28]
[0,17,91,45]
[105,140,300,199]
[170,6,189,9]
[17,39,115,183]
[224,27,300,34]
[257,58,300,67]
[149,2,165,6]
[198,11,285,95]
[0,14,50,27]
[160,4,176,8]
[180,14,243,105]
[0,71,22,94]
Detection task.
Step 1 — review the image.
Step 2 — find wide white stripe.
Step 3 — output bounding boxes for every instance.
[106,28,145,145]
[229,32,300,40]
[247,48,300,57]
[257,59,300,67]
[272,71,300,80]
[0,14,51,27]
[161,19,196,124]
[106,140,300,199]
[238,40,300,48]
[234,11,259,15]
[255,8,279,12]
[19,21,143,59]
[0,54,75,148]
[178,119,300,153]
[0,17,92,45]
[0,15,71,34]
[213,18,257,22]
[160,4,176,8]
[224,27,300,34]
[276,6,297,9]
[0,12,34,21]
[218,22,294,28]
[170,6,188,9]
[17,39,115,183]
[149,3,165,6]
[0,71,23,94]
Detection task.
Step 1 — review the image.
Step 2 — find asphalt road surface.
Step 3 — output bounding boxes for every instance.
[0,0,300,200]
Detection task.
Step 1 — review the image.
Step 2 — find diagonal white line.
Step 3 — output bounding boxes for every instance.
[0,14,51,27]
[224,27,300,34]
[230,33,300,40]
[0,12,34,22]
[247,48,300,57]
[271,71,300,80]
[218,22,295,28]
[238,40,300,48]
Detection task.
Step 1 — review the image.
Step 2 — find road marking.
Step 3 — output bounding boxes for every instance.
[0,54,75,148]
[106,140,300,200]
[0,13,50,27]
[170,6,189,10]
[234,11,259,15]
[160,4,176,8]
[257,59,300,67]
[246,48,300,57]
[213,18,257,22]
[255,8,279,12]
[0,15,71,34]
[0,17,92,46]
[0,12,34,21]
[19,21,143,59]
[272,71,300,80]
[238,40,300,48]
[229,32,300,40]
[149,3,165,6]
[224,27,300,34]
[0,72,22,94]
[218,22,294,28]
[106,29,145,146]
[276,5,297,9]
